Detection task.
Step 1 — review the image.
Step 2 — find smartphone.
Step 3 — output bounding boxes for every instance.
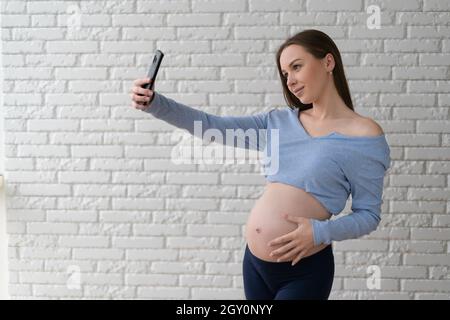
[142,49,164,91]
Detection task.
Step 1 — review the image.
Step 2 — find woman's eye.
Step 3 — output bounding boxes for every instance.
[283,65,302,77]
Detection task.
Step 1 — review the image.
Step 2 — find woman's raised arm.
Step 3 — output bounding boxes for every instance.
[130,78,272,151]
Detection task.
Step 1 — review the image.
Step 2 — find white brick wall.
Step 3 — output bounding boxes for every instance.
[1,0,450,300]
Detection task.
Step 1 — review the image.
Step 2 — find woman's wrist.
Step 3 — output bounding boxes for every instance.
[144,91,157,111]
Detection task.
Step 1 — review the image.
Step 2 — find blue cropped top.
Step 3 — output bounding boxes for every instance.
[144,92,391,246]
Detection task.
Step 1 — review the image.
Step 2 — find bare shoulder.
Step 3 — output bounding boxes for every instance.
[354,116,384,136]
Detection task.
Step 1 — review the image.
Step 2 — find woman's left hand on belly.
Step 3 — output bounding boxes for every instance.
[267,214,315,266]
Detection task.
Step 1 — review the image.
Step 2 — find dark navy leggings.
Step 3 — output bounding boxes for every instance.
[243,243,334,300]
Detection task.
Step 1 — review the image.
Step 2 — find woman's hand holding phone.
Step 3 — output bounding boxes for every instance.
[130,78,154,111]
[130,50,163,111]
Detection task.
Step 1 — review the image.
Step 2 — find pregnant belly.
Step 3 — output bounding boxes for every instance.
[245,182,332,262]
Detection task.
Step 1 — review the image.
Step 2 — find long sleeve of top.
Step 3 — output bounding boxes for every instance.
[144,91,272,151]
[310,141,390,245]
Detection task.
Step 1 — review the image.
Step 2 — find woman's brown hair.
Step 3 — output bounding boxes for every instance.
[276,29,354,112]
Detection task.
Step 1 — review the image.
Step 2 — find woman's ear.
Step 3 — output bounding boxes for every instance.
[323,53,335,73]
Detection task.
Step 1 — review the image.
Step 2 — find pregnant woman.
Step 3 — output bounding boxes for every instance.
[130,29,391,300]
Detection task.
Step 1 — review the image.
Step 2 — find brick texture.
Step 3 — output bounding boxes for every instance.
[1,0,449,300]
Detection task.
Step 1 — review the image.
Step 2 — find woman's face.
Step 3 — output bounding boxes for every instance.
[279,44,332,104]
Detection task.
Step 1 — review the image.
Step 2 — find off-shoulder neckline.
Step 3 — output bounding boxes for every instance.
[291,108,386,140]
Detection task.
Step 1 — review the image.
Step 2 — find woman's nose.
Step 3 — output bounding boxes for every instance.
[287,74,296,87]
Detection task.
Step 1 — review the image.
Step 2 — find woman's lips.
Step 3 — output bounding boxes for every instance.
[294,86,305,95]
